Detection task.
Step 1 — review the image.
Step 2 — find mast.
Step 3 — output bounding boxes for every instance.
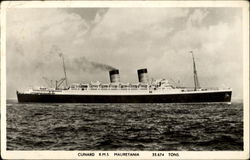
[59,53,68,87]
[190,51,200,91]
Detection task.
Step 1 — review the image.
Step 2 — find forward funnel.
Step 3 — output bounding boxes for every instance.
[137,68,148,83]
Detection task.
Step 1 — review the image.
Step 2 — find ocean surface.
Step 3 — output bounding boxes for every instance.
[7,101,243,151]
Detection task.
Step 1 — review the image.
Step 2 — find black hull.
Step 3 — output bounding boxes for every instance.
[17,91,232,103]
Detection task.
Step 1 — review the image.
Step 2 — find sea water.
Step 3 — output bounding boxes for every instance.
[6,101,243,150]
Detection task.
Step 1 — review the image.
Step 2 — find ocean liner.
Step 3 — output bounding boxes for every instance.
[16,52,232,103]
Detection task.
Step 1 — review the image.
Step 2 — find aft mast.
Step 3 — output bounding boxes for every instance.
[190,51,200,91]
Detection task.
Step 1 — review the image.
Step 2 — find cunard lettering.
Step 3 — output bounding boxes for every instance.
[77,152,95,156]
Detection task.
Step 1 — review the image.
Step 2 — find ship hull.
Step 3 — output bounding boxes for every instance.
[17,91,232,103]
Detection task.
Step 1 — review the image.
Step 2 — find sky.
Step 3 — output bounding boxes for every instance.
[6,7,242,99]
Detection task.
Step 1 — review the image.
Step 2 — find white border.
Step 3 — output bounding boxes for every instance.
[1,1,249,159]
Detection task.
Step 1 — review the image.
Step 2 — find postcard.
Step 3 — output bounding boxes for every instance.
[1,1,249,159]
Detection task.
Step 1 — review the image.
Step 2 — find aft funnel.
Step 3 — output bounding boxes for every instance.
[109,69,120,83]
[137,68,148,83]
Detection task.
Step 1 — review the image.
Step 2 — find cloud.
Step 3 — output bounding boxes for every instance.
[6,8,110,97]
[187,9,209,27]
[91,8,189,40]
[144,8,242,97]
